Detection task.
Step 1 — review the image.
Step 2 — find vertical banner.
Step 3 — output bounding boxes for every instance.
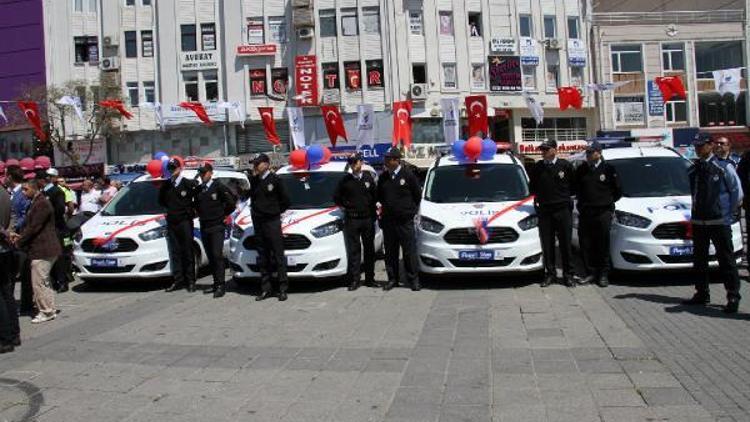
[295,55,319,106]
[465,95,489,137]
[259,107,281,145]
[320,105,348,147]
[441,98,460,145]
[286,107,306,149]
[392,100,413,148]
[357,104,375,149]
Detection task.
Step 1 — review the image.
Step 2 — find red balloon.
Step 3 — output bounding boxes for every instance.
[464,137,483,161]
[322,146,332,164]
[289,149,307,169]
[34,156,51,169]
[146,159,163,178]
[171,155,184,169]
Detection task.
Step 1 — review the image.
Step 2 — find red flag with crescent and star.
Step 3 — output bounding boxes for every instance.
[258,107,281,145]
[465,95,489,137]
[320,105,347,147]
[179,102,212,125]
[392,100,413,148]
[557,87,583,110]
[654,76,687,101]
[98,99,134,119]
[17,101,47,141]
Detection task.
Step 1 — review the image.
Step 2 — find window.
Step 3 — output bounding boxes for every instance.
[268,17,286,43]
[126,82,139,107]
[345,61,362,90]
[409,10,423,35]
[611,45,642,73]
[366,60,384,88]
[567,17,579,39]
[89,0,96,12]
[341,8,358,36]
[522,65,536,90]
[322,63,340,89]
[201,23,216,50]
[142,0,151,5]
[125,0,134,5]
[74,36,98,64]
[614,96,645,125]
[439,11,453,36]
[443,63,457,89]
[666,100,687,123]
[74,0,83,12]
[76,86,87,111]
[204,71,218,101]
[468,13,482,37]
[362,7,380,34]
[543,16,556,39]
[247,17,264,44]
[695,41,743,78]
[124,31,137,58]
[521,117,587,142]
[662,43,684,71]
[412,64,427,84]
[143,81,155,103]
[249,69,267,95]
[699,93,746,127]
[141,30,153,57]
[471,64,485,89]
[181,24,197,52]
[519,14,533,37]
[319,10,337,37]
[570,66,584,87]
[184,73,199,101]
[271,68,289,94]
[545,50,559,91]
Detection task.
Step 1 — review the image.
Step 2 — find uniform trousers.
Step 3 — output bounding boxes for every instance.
[382,217,419,287]
[253,216,288,294]
[343,217,375,284]
[537,204,573,278]
[693,224,741,301]
[166,219,196,287]
[578,207,613,277]
[200,225,226,288]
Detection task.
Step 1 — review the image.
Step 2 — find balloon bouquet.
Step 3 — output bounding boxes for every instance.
[146,151,183,179]
[452,136,497,162]
[288,145,333,170]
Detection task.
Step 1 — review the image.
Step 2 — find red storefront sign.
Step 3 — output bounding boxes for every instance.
[236,44,277,56]
[295,55,319,106]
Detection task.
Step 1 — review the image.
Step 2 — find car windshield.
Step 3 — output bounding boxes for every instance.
[425,163,529,203]
[101,181,166,216]
[608,156,692,197]
[216,177,251,199]
[278,172,345,209]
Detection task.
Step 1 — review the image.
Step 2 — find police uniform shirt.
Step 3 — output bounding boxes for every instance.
[575,159,622,209]
[250,170,291,219]
[158,175,197,223]
[196,178,235,229]
[334,171,377,218]
[529,157,575,207]
[377,165,422,220]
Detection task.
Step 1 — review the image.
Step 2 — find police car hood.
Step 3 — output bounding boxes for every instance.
[81,213,166,240]
[234,204,344,233]
[615,195,692,223]
[420,198,535,228]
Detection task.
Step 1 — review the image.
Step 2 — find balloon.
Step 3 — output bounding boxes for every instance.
[154,151,168,160]
[289,149,307,169]
[480,139,497,160]
[464,137,483,161]
[452,140,467,160]
[322,146,332,164]
[19,157,35,172]
[160,155,170,162]
[161,159,171,179]
[34,156,51,169]
[307,145,324,166]
[146,159,163,178]
[171,155,184,169]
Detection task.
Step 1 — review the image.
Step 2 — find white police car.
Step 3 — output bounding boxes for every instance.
[417,153,543,275]
[572,145,743,271]
[73,169,250,281]
[229,161,384,280]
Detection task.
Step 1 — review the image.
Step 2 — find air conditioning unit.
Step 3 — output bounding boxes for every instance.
[297,27,314,39]
[546,39,562,49]
[102,36,118,47]
[410,84,427,100]
[100,56,120,71]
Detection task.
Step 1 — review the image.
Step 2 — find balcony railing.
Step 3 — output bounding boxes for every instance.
[592,10,745,26]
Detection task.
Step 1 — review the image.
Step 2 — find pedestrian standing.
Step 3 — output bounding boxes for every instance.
[41,169,70,293]
[6,167,32,315]
[0,184,20,352]
[334,153,377,290]
[528,139,576,287]
[78,179,102,214]
[250,154,291,302]
[14,179,61,324]
[100,177,118,204]
[195,163,236,298]
[683,133,743,313]
[377,148,422,291]
[159,158,198,292]
[575,141,622,287]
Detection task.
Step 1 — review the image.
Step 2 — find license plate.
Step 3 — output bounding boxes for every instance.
[669,246,693,256]
[458,250,495,261]
[91,258,118,267]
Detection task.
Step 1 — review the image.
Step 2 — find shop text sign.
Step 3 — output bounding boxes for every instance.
[236,44,277,56]
[181,51,218,70]
[295,55,319,106]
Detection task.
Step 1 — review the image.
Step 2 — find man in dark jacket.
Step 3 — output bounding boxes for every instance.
[0,185,19,352]
[159,158,199,292]
[334,153,378,290]
[377,148,422,291]
[6,167,32,315]
[575,141,622,287]
[195,163,236,298]
[41,169,70,293]
[528,139,576,287]
[684,133,743,313]
[250,154,291,302]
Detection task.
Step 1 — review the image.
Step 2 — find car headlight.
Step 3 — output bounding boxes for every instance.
[139,226,168,241]
[615,210,652,228]
[231,224,244,240]
[311,220,344,238]
[418,216,444,234]
[518,215,538,231]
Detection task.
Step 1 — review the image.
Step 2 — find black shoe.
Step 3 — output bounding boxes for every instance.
[383,281,396,291]
[540,275,555,288]
[57,284,69,293]
[682,293,710,305]
[580,275,597,285]
[165,283,184,292]
[365,277,375,287]
[563,275,577,287]
[204,286,216,295]
[597,274,609,288]
[0,344,14,354]
[213,286,226,298]
[724,299,740,314]
[411,282,421,291]
[348,281,360,291]
[256,291,272,301]
[278,292,288,302]
[187,283,197,293]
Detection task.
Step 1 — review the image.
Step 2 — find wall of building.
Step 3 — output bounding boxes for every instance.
[0,0,46,101]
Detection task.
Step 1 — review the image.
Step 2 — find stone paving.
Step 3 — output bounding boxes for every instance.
[0,265,725,421]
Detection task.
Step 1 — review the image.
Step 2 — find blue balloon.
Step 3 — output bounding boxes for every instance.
[307,145,324,166]
[161,159,171,179]
[480,139,497,160]
[452,140,467,161]
[154,151,168,160]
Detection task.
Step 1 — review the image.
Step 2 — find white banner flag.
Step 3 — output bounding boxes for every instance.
[286,107,306,149]
[441,98,460,145]
[586,81,631,92]
[522,91,544,126]
[356,104,375,149]
[713,68,742,99]
[139,101,164,130]
[57,95,85,124]
[0,105,6,125]
[218,101,246,127]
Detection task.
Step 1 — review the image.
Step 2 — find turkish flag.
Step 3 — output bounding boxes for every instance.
[17,101,47,141]
[655,76,687,101]
[558,87,584,110]
[179,102,212,125]
[392,100,413,148]
[320,105,347,147]
[259,107,281,145]
[98,99,134,119]
[465,95,489,137]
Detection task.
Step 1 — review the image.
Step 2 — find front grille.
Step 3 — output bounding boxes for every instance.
[653,223,690,240]
[80,238,139,253]
[658,251,743,264]
[248,263,307,273]
[443,227,519,245]
[243,234,312,251]
[84,265,135,274]
[448,258,515,268]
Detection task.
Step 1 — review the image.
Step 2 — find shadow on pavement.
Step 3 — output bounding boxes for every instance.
[72,278,171,293]
[609,271,697,287]
[422,273,540,290]
[612,292,750,321]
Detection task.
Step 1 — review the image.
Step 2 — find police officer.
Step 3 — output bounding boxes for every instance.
[159,158,199,292]
[377,148,422,291]
[334,153,377,291]
[195,163,236,298]
[528,139,576,287]
[250,154,291,302]
[683,133,743,314]
[575,141,622,287]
